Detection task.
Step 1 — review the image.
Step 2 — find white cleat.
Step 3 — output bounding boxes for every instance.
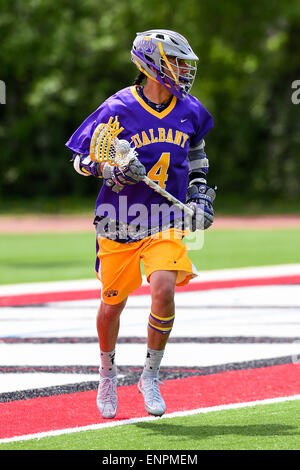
[97,374,118,419]
[138,375,166,417]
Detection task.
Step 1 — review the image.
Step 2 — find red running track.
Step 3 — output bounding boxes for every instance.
[1,363,300,440]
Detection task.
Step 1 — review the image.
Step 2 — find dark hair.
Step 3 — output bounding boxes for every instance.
[133,71,146,85]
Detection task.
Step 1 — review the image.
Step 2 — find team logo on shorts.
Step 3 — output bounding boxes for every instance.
[104,289,119,298]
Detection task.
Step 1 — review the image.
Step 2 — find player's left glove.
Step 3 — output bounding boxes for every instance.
[185,182,217,231]
[102,157,146,193]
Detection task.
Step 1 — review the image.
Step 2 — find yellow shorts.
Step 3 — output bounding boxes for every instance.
[95,229,198,305]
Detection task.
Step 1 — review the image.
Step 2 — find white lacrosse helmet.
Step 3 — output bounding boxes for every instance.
[131,29,199,100]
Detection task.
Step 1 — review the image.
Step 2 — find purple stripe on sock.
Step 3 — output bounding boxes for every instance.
[149,313,174,325]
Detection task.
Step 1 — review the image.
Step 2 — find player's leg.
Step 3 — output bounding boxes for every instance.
[139,229,197,416]
[97,298,127,353]
[148,270,176,350]
[96,298,127,419]
[95,234,145,417]
[138,270,177,417]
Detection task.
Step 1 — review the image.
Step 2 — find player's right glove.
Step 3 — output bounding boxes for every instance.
[185,182,217,231]
[102,157,146,193]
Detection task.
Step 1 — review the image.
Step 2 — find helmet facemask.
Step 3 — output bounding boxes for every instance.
[159,55,197,99]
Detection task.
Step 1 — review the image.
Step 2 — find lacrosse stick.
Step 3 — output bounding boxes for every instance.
[90,116,194,217]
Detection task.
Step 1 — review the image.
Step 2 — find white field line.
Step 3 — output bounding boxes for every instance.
[1,393,300,444]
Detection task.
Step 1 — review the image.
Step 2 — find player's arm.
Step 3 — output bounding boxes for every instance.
[72,149,146,193]
[185,139,216,230]
[187,139,209,184]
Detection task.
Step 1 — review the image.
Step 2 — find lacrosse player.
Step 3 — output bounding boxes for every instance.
[66,29,215,419]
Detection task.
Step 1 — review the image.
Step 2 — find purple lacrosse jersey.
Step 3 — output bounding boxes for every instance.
[66,85,213,240]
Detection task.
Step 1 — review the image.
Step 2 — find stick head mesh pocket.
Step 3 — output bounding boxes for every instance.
[89,116,136,167]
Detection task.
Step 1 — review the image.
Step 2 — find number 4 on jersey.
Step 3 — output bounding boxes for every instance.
[147,152,170,189]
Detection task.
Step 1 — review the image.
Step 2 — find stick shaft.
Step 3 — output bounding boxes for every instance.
[142,176,194,217]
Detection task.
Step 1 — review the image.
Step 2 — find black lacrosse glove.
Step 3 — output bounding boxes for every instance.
[185,183,217,231]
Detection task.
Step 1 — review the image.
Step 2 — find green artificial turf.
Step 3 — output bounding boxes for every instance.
[188,228,300,271]
[0,228,299,285]
[0,232,95,284]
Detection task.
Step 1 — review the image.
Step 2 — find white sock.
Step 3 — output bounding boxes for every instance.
[99,349,117,377]
[142,347,165,378]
